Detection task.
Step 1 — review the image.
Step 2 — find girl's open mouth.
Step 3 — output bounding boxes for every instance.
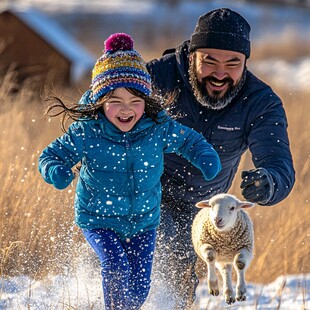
[118,116,133,122]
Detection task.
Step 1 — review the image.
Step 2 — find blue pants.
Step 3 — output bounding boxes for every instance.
[82,228,156,310]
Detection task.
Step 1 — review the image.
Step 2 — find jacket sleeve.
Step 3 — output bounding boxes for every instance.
[163,117,221,181]
[247,93,295,205]
[38,122,85,184]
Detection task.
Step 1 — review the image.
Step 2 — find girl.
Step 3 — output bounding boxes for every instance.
[38,33,221,310]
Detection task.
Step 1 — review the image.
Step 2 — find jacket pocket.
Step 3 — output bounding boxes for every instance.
[75,178,99,212]
[83,191,131,217]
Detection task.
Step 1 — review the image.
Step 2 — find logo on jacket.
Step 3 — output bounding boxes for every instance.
[217,125,241,132]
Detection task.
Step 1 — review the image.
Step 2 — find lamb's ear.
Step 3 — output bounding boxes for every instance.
[195,200,211,208]
[237,201,255,209]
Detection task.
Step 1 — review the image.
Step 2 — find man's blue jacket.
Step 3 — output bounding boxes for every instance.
[147,41,295,207]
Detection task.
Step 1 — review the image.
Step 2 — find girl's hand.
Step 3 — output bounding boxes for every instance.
[49,165,74,190]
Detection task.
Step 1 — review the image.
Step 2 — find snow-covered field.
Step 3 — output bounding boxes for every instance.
[1,1,309,309]
[1,264,309,309]
[0,236,308,308]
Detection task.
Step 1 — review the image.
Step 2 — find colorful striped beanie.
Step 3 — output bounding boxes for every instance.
[91,33,152,103]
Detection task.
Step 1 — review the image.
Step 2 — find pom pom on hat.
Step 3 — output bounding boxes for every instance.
[91,33,152,103]
[104,33,134,52]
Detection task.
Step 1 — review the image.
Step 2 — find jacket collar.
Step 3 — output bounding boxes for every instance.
[175,40,192,91]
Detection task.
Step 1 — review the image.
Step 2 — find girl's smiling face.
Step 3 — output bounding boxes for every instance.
[103,87,145,132]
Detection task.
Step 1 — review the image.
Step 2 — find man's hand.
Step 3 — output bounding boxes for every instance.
[240,168,274,205]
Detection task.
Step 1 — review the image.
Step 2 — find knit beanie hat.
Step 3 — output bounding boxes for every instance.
[189,8,251,58]
[91,33,152,103]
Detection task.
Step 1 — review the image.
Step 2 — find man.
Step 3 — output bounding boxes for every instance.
[146,8,295,309]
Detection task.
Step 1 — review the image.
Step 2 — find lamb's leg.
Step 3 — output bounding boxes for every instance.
[234,248,253,301]
[199,244,219,296]
[219,263,235,304]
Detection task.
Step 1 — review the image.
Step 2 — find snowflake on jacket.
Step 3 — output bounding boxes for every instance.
[38,110,221,239]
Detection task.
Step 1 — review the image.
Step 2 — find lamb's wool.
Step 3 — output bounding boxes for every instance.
[193,209,253,262]
[192,194,255,304]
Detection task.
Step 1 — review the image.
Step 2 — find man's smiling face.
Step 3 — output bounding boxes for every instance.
[189,48,247,110]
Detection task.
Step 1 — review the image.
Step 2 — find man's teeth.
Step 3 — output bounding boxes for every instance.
[211,80,225,87]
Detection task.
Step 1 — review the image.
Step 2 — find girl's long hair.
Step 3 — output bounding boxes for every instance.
[45,88,175,132]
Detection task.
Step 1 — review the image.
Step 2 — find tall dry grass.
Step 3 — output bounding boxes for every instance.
[229,87,310,284]
[0,63,309,287]
[0,72,83,279]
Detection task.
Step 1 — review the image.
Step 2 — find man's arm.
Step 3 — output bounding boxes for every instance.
[241,93,295,205]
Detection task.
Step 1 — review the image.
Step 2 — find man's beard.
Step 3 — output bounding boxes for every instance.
[188,55,247,110]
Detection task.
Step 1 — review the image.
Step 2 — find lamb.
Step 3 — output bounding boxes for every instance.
[192,193,255,304]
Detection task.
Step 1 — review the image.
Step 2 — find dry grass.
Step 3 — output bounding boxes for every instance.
[251,28,310,62]
[0,49,309,291]
[228,88,310,284]
[0,74,84,279]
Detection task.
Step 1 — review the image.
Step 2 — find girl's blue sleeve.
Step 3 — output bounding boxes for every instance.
[38,122,84,184]
[163,118,221,181]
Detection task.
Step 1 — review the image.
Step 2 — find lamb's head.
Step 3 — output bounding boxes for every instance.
[196,194,255,232]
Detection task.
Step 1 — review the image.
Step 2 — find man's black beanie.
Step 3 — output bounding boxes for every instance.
[189,8,251,58]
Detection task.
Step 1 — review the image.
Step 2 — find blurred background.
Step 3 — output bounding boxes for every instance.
[0,0,309,294]
[1,0,310,91]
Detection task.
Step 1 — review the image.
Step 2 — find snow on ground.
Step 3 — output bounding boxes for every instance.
[251,57,310,93]
[0,247,309,309]
[0,271,309,309]
[7,0,310,41]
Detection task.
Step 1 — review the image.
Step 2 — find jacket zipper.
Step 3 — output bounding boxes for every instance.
[124,134,135,238]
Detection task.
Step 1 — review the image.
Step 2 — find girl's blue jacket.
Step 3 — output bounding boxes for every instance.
[38,110,221,239]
